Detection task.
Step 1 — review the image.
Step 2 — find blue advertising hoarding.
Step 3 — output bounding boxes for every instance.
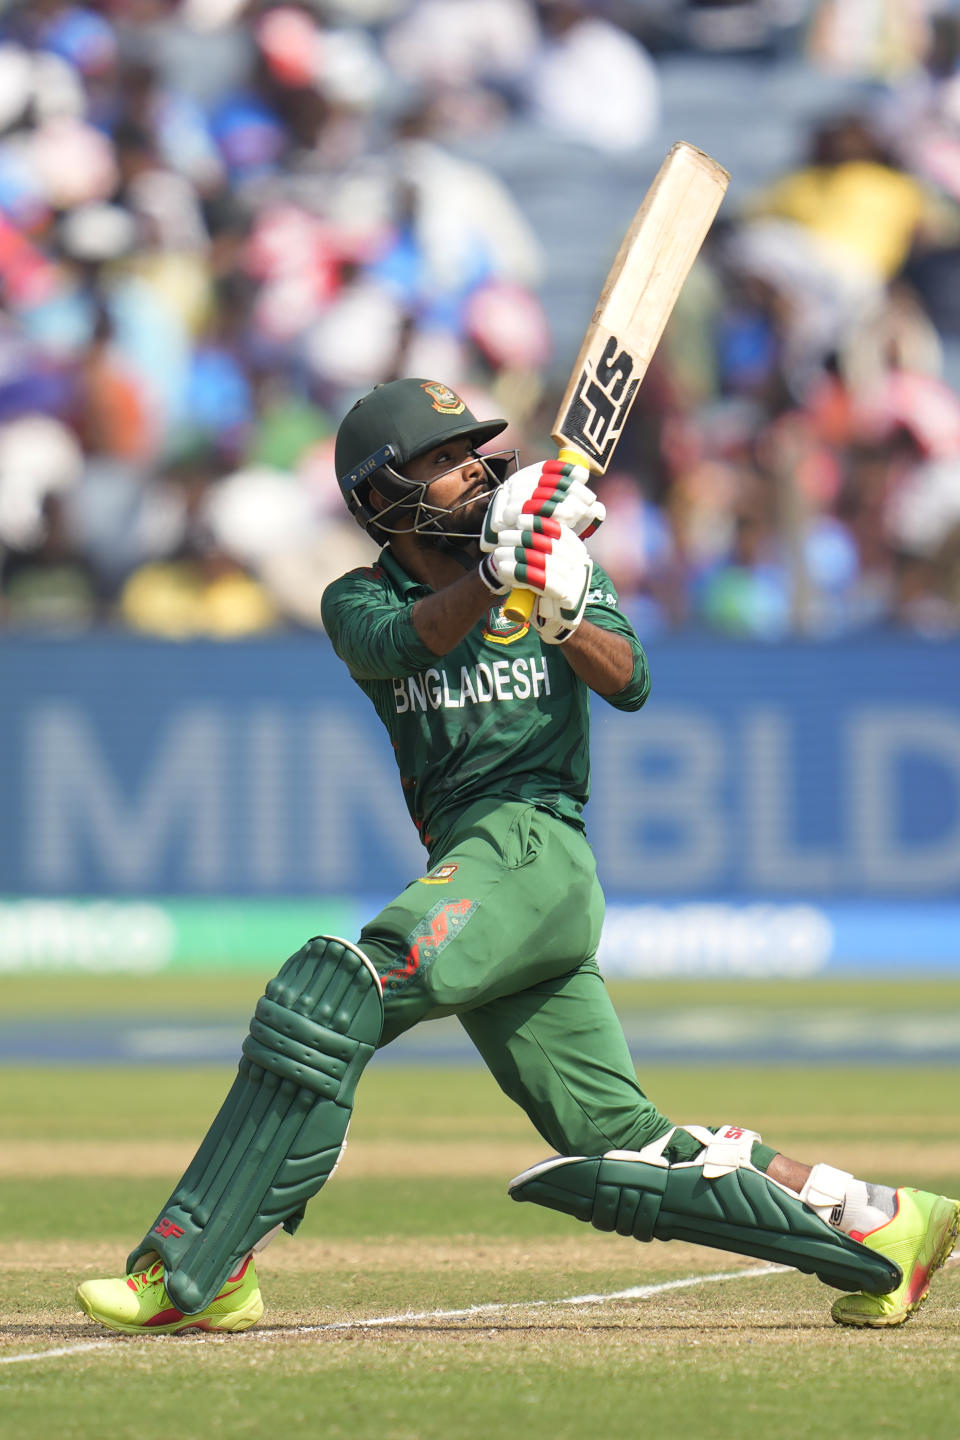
[1,635,958,974]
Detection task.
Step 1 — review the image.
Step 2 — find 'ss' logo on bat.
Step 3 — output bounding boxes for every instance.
[558,336,640,467]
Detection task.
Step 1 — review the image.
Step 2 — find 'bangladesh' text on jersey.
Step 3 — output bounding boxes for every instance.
[392,654,551,713]
[320,548,649,855]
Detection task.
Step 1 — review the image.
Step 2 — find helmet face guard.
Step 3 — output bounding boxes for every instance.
[341,443,518,546]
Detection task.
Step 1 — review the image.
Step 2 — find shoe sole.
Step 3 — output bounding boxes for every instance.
[76,1287,264,1336]
[832,1199,960,1329]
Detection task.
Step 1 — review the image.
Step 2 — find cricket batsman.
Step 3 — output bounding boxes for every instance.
[77,378,959,1335]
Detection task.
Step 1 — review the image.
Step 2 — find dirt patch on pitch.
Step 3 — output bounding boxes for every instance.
[3,1136,958,1183]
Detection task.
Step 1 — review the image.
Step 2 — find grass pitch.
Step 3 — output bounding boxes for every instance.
[1,978,959,1438]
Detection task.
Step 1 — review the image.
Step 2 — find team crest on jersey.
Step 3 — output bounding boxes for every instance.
[421,381,465,415]
[418,863,459,885]
[482,605,529,645]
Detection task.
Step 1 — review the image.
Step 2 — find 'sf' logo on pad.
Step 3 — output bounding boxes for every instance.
[154,1217,185,1238]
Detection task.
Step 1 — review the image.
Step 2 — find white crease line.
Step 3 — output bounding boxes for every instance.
[6,1251,959,1364]
[286,1263,791,1334]
[0,1264,788,1366]
[0,1341,112,1366]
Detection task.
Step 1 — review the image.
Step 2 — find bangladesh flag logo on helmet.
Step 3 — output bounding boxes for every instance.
[421,381,466,415]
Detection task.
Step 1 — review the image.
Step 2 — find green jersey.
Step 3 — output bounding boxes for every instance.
[320,547,649,856]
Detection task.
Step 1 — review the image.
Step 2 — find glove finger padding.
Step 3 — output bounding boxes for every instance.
[478,515,566,595]
[523,460,606,541]
[490,520,589,592]
[482,523,592,642]
[481,460,605,549]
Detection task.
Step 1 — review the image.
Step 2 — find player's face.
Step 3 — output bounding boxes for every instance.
[402,437,491,533]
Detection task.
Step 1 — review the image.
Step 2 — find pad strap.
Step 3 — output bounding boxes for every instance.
[699,1124,763,1178]
[800,1163,854,1212]
[630,1124,762,1178]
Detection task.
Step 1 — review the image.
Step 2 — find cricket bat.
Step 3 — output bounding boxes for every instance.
[503,141,729,623]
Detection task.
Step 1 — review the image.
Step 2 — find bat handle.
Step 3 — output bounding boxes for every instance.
[502,587,535,624]
[501,447,589,624]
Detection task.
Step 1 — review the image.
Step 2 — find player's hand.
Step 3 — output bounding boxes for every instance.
[532,587,591,645]
[479,519,593,642]
[480,460,605,552]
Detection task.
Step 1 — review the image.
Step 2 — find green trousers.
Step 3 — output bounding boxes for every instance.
[358,800,671,1157]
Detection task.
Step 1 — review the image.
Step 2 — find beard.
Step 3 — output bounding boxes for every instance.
[414,488,492,551]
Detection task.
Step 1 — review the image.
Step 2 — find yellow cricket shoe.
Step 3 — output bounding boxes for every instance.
[831,1189,960,1328]
[77,1254,263,1335]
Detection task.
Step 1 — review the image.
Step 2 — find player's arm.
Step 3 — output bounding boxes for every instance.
[322,570,443,679]
[323,564,496,671]
[410,570,492,656]
[574,561,651,710]
[559,619,637,696]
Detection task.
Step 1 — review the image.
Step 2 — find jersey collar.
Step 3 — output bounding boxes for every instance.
[378,545,432,598]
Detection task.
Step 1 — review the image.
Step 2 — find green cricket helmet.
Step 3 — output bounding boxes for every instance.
[335,378,510,544]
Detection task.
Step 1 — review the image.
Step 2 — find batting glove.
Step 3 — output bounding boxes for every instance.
[481,460,605,552]
[478,518,593,642]
[533,587,591,645]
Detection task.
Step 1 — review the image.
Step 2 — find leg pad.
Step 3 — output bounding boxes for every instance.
[127,936,382,1314]
[509,1149,902,1295]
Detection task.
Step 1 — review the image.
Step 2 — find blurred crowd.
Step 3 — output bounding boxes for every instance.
[2,0,960,640]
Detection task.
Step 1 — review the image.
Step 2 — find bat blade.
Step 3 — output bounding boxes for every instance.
[502,142,728,624]
[553,141,729,472]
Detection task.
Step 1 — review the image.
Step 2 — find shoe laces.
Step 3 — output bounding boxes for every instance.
[128,1260,165,1293]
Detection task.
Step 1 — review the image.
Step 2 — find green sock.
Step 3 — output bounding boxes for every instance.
[750,1141,777,1173]
[660,1126,777,1174]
